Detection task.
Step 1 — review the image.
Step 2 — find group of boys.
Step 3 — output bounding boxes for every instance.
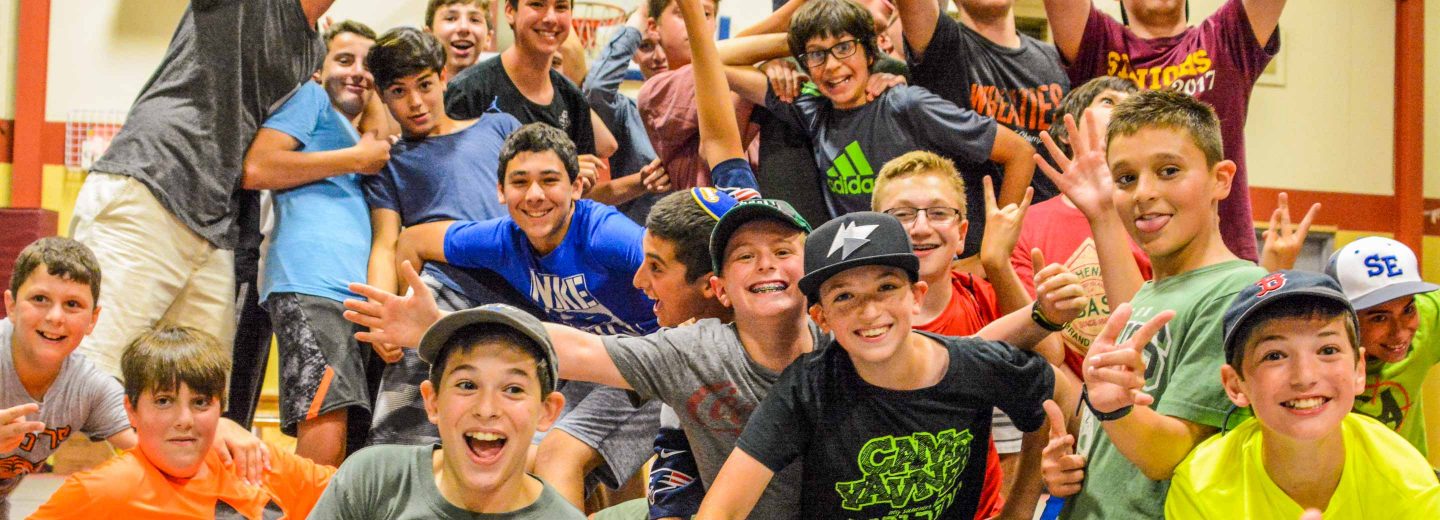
[11,0,1440,518]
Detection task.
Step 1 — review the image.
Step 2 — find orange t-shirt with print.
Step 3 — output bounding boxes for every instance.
[30,442,334,519]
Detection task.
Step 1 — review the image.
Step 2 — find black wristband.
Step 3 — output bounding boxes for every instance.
[1082,385,1133,421]
[1031,302,1066,332]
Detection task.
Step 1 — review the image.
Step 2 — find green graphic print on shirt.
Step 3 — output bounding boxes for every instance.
[836,428,975,517]
[826,141,877,198]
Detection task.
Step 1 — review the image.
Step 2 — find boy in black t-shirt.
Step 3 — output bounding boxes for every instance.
[696,212,1063,519]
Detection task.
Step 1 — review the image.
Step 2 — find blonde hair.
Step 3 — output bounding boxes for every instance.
[871,150,967,216]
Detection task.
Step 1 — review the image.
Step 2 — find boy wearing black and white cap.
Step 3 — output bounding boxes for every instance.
[311,304,583,519]
[1325,237,1440,455]
[1166,270,1440,519]
[697,211,1064,519]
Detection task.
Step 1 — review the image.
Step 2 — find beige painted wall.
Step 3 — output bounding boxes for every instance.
[1427,0,1440,200]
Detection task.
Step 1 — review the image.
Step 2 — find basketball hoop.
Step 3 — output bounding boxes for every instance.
[571,1,627,58]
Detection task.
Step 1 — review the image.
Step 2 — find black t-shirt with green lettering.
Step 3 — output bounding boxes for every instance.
[735,332,1052,519]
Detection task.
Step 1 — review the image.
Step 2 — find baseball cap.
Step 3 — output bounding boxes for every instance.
[709,199,812,273]
[1222,270,1358,366]
[1324,237,1439,310]
[687,187,740,221]
[798,212,919,302]
[418,304,559,394]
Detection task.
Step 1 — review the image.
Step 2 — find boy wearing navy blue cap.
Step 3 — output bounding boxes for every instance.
[696,211,1065,519]
[1165,270,1440,519]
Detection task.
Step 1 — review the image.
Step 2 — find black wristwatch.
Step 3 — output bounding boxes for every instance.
[1031,302,1066,332]
[1082,386,1134,421]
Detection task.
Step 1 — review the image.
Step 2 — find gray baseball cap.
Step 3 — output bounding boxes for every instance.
[418,304,558,394]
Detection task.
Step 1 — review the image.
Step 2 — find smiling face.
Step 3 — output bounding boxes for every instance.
[381,70,448,138]
[1106,127,1232,262]
[317,31,376,119]
[713,220,807,320]
[125,383,221,479]
[871,174,969,284]
[4,267,100,368]
[1222,316,1364,443]
[421,342,563,495]
[1357,296,1420,365]
[649,0,716,68]
[633,30,669,78]
[803,32,871,110]
[812,265,926,365]
[506,0,572,57]
[429,2,491,73]
[635,232,719,327]
[502,150,581,253]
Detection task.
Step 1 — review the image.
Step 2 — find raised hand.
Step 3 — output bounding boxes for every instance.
[577,154,605,195]
[0,403,44,452]
[864,72,906,102]
[1082,303,1174,413]
[344,260,445,349]
[762,59,808,104]
[980,175,1032,271]
[1031,248,1087,326]
[1036,111,1115,220]
[1259,192,1320,272]
[639,158,672,193]
[352,131,393,175]
[1040,399,1086,497]
[213,418,271,486]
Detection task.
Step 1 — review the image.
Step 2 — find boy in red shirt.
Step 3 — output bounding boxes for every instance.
[31,326,334,519]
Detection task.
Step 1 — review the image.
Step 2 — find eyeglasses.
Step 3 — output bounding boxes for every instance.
[884,207,963,228]
[798,39,861,68]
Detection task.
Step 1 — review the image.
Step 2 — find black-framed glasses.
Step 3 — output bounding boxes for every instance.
[798,39,860,68]
[884,207,963,228]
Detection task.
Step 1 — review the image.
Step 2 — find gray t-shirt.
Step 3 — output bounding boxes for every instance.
[766,85,998,256]
[0,319,130,506]
[603,319,828,520]
[92,0,324,249]
[308,444,584,519]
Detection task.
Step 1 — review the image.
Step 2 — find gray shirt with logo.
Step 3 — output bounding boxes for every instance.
[90,0,324,248]
[766,85,998,255]
[0,319,130,513]
[604,318,830,520]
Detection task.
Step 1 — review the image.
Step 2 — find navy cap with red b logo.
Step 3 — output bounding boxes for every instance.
[1222,270,1357,365]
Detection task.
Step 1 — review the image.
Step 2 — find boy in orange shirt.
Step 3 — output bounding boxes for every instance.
[31,326,335,519]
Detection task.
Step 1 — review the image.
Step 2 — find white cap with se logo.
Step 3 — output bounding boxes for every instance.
[1325,236,1439,310]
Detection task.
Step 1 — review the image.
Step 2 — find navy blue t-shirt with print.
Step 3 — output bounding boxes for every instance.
[736,332,1053,519]
[442,199,657,335]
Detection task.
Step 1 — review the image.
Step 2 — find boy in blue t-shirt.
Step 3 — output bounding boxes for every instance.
[360,27,539,447]
[241,20,383,466]
[395,123,662,506]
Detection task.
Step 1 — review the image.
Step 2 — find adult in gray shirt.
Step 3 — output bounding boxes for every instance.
[69,0,331,377]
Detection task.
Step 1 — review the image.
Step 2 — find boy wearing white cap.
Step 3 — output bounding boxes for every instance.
[1326,237,1440,455]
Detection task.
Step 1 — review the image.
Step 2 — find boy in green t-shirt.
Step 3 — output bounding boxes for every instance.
[1035,89,1268,518]
[1165,270,1440,519]
[1324,236,1440,455]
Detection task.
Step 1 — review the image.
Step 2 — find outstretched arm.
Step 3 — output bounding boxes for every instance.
[1242,0,1286,45]
[242,128,391,190]
[735,0,808,37]
[894,0,940,58]
[718,34,791,66]
[694,449,775,520]
[542,324,632,389]
[394,221,455,278]
[1042,0,1093,63]
[681,0,745,169]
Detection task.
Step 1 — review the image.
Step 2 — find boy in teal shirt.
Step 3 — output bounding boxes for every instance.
[1036,89,1268,518]
[1325,236,1440,455]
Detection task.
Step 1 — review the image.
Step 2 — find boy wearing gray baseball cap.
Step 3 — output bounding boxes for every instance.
[1325,236,1440,455]
[310,304,583,519]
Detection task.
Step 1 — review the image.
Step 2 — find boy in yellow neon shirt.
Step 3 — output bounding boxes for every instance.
[1165,270,1440,519]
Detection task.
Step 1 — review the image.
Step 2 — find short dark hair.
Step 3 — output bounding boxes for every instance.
[647,192,721,283]
[1048,76,1138,157]
[1227,297,1360,371]
[324,19,377,45]
[1107,89,1224,167]
[498,123,580,182]
[788,0,879,75]
[366,27,447,90]
[426,0,491,27]
[647,0,722,22]
[122,325,231,408]
[429,323,555,395]
[9,237,101,303]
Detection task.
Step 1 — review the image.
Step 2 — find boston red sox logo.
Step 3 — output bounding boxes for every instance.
[1254,273,1287,298]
